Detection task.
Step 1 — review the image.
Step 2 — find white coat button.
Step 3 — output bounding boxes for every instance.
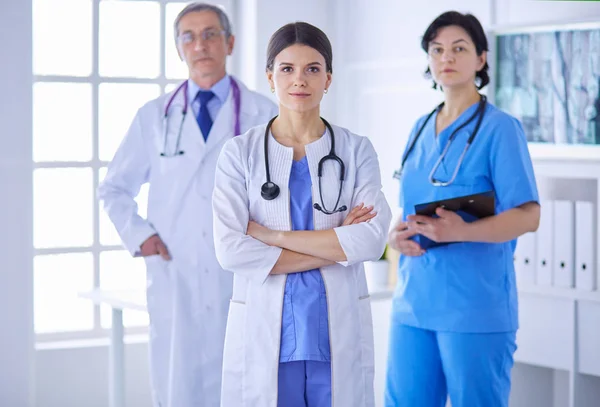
[204,268,209,274]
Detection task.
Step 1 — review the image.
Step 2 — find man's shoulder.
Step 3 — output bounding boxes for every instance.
[245,89,277,112]
[136,92,171,117]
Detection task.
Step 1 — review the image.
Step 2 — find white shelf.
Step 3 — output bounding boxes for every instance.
[515,154,600,407]
[528,143,600,162]
[519,285,600,303]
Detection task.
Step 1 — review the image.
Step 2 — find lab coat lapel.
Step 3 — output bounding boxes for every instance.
[160,90,207,206]
[181,103,206,153]
[235,77,264,134]
[203,77,262,157]
[203,91,234,156]
[165,89,207,157]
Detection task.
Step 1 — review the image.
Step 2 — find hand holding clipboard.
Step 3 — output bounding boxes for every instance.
[406,191,496,250]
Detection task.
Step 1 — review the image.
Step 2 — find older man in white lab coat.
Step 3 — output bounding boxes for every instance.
[98,3,277,406]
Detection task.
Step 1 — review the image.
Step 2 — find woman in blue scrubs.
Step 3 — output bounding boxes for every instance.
[385,11,541,407]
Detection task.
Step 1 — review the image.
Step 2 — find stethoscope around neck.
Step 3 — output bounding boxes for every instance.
[393,94,487,186]
[160,77,242,157]
[261,116,348,215]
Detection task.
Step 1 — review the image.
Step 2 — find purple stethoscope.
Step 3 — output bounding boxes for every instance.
[161,77,242,157]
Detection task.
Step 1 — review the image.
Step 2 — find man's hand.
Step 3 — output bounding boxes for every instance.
[140,234,171,260]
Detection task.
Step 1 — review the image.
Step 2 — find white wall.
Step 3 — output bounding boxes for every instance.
[0,0,35,405]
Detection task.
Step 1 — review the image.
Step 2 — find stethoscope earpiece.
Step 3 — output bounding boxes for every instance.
[261,182,280,201]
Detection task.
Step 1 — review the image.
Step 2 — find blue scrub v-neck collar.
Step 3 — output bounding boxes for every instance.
[292,155,308,165]
[291,156,309,174]
[429,99,481,176]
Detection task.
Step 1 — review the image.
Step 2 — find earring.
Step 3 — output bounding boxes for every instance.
[271,88,275,93]
[324,89,328,94]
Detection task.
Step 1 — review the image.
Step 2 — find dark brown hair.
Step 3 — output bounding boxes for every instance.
[266,22,333,73]
[422,11,489,90]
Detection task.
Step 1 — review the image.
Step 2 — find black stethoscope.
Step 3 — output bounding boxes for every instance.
[261,116,348,215]
[393,94,487,186]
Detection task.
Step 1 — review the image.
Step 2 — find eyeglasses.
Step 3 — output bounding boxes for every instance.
[178,29,226,45]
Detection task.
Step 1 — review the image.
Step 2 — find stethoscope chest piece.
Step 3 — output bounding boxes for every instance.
[261,181,280,201]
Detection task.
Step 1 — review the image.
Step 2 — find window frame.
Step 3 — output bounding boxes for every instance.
[32,0,232,343]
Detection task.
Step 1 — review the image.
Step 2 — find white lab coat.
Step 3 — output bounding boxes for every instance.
[212,123,392,407]
[98,76,277,407]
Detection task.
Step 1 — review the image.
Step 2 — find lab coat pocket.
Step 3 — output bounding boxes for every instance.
[144,255,170,278]
[144,255,171,325]
[222,300,247,401]
[154,140,200,182]
[279,293,296,359]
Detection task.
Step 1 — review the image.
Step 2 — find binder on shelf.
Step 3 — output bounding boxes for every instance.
[575,201,596,291]
[536,200,554,286]
[515,232,536,286]
[553,200,575,288]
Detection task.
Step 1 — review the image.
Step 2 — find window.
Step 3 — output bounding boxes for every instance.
[32,0,231,341]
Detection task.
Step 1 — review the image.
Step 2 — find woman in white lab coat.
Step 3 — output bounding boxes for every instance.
[212,22,392,407]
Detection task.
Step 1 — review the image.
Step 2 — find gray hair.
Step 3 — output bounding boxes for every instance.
[173,2,233,40]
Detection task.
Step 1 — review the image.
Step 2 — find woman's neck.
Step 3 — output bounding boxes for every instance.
[440,85,481,121]
[272,106,325,145]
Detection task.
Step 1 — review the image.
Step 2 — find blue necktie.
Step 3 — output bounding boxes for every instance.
[195,90,215,141]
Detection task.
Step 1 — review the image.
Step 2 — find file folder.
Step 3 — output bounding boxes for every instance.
[536,200,554,286]
[575,201,596,291]
[553,200,575,288]
[515,232,536,286]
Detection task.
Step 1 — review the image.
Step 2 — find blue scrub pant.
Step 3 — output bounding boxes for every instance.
[278,361,331,407]
[384,323,516,407]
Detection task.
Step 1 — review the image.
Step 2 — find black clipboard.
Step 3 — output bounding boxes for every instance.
[412,190,495,249]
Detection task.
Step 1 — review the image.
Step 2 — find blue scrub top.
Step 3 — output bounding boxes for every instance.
[394,101,539,333]
[280,156,331,362]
